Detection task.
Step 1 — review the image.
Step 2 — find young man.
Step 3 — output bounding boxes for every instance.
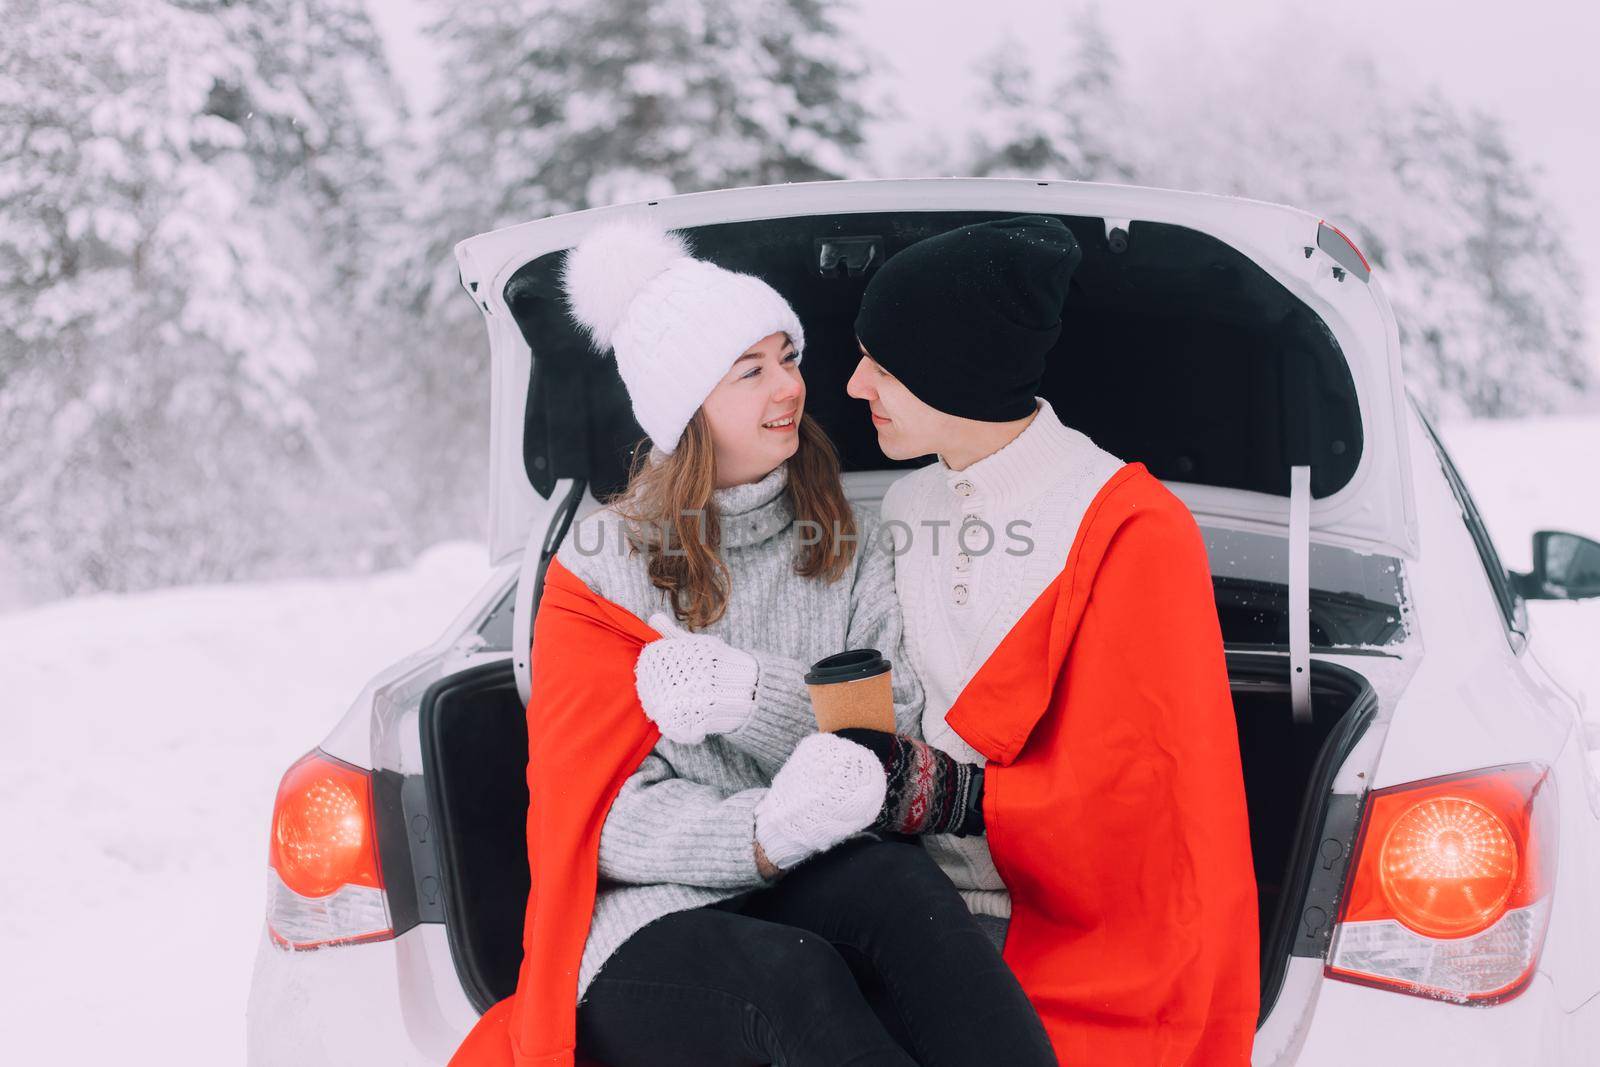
[840,216,1261,1066]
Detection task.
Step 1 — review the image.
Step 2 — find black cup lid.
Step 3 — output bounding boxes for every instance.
[805,648,891,685]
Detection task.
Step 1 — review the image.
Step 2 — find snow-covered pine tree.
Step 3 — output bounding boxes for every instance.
[966,37,1073,178]
[209,0,408,288]
[1307,82,1593,418]
[967,8,1135,182]
[1390,94,1590,415]
[213,0,439,565]
[1111,23,1591,418]
[406,0,873,321]
[1053,6,1136,183]
[0,0,409,597]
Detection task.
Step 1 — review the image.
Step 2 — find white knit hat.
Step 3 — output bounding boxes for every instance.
[561,219,806,454]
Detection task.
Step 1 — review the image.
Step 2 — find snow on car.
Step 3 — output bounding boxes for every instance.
[246,179,1600,1065]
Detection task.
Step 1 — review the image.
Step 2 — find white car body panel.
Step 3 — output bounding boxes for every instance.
[1362,407,1600,1013]
[454,178,1419,565]
[1286,969,1600,1064]
[247,924,477,1065]
[1253,957,1600,1066]
[1373,409,1576,786]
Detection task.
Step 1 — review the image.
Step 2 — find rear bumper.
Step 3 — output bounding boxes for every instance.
[1281,969,1600,1065]
[246,923,476,1066]
[246,921,1600,1065]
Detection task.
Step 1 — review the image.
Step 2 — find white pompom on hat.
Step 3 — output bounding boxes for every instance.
[561,218,806,454]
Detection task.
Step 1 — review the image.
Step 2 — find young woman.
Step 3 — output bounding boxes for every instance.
[530,221,1057,1067]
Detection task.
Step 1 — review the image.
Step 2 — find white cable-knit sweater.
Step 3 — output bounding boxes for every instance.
[881,399,1125,919]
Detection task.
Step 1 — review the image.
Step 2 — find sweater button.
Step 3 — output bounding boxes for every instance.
[953,479,975,497]
[953,584,969,606]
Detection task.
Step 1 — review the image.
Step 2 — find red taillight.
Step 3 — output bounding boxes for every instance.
[270,751,381,897]
[1377,795,1518,937]
[1327,763,1557,1003]
[266,749,392,950]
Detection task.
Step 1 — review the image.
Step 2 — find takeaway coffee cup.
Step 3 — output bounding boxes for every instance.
[805,649,896,733]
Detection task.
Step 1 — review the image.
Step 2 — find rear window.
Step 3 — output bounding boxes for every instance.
[1203,525,1410,651]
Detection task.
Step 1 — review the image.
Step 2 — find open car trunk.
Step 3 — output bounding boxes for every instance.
[426,184,1411,1032]
[420,651,1376,1025]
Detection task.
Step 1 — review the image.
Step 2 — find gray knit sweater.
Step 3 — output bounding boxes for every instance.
[554,463,925,1000]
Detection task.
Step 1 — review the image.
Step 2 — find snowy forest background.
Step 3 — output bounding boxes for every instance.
[3,0,1596,608]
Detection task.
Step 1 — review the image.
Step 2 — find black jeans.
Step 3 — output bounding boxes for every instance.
[575,837,1058,1067]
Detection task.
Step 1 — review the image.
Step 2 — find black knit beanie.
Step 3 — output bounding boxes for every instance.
[854,216,1082,422]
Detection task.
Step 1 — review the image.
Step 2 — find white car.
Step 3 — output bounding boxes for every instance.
[246,179,1600,1065]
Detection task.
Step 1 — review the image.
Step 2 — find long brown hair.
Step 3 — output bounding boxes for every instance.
[610,410,858,630]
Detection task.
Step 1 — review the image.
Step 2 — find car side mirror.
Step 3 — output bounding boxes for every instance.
[1512,530,1600,601]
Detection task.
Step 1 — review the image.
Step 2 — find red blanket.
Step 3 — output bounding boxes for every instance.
[449,557,659,1067]
[451,460,1258,1066]
[947,462,1259,1065]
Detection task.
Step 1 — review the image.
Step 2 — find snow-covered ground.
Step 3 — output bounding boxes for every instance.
[0,543,494,1064]
[3,415,1598,1065]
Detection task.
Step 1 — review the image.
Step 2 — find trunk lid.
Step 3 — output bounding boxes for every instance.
[454,179,1418,563]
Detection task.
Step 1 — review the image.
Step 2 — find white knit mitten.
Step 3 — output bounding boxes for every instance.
[754,734,887,871]
[634,612,760,744]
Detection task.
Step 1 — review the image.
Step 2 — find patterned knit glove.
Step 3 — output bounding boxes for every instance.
[835,728,985,838]
[633,612,760,744]
[754,733,887,871]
